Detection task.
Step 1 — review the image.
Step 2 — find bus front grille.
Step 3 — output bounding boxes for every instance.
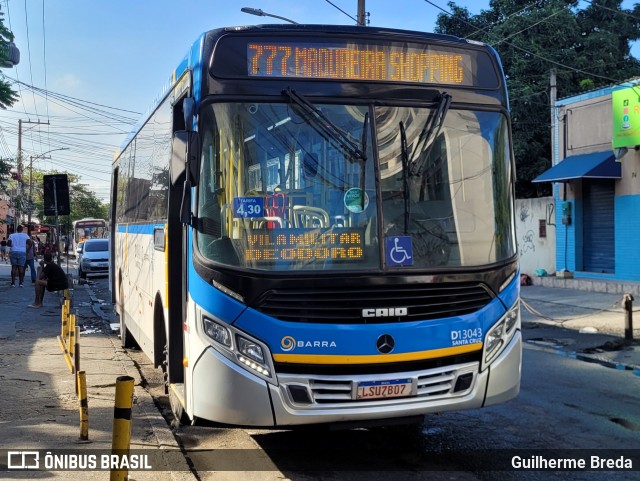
[279,362,479,406]
[254,282,493,323]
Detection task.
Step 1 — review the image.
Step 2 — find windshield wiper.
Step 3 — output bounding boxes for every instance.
[282,87,367,163]
[359,111,369,209]
[399,121,411,235]
[409,92,451,177]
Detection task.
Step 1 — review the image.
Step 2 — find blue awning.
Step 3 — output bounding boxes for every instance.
[532,151,621,183]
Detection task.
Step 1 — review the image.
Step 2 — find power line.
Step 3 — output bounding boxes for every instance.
[493,8,565,47]
[22,0,39,120]
[324,0,358,24]
[3,0,30,124]
[463,0,542,41]
[580,0,640,21]
[422,0,638,88]
[40,0,51,153]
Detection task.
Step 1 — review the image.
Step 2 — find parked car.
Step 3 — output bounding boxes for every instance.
[78,239,109,279]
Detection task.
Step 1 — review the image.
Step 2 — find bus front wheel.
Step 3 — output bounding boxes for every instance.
[164,343,190,425]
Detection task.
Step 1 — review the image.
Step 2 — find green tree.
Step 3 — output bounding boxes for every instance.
[0,7,18,109]
[0,157,14,194]
[435,0,640,197]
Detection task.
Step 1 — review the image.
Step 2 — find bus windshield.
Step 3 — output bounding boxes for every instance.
[74,219,107,245]
[196,102,514,271]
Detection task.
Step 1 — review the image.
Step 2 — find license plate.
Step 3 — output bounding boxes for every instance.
[356,378,412,400]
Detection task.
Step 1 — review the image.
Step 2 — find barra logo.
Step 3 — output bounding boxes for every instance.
[280,335,337,352]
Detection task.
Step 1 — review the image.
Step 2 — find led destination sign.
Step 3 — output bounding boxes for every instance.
[247,42,474,86]
[245,228,364,262]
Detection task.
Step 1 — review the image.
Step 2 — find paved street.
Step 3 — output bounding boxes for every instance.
[0,261,639,480]
[0,260,192,480]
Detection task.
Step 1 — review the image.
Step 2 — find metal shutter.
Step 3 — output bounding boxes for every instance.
[582,180,615,273]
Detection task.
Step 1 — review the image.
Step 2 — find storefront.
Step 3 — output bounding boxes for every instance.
[533,79,640,280]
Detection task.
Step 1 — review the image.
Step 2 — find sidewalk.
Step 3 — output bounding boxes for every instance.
[0,259,638,477]
[0,261,194,480]
[520,284,640,374]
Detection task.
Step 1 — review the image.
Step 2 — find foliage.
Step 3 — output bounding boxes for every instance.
[435,0,640,197]
[0,7,18,109]
[0,157,13,192]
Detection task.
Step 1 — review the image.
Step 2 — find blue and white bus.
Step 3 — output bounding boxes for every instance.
[111,24,521,427]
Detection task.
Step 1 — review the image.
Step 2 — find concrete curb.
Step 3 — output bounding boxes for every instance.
[80,283,197,480]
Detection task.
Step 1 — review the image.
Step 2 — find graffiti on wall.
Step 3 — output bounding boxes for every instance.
[515,197,556,275]
[520,230,535,256]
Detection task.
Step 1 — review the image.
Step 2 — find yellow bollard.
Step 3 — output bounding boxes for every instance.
[110,376,134,481]
[61,304,68,340]
[69,314,76,357]
[61,314,76,373]
[77,371,89,441]
[57,314,73,371]
[58,302,73,369]
[74,326,80,395]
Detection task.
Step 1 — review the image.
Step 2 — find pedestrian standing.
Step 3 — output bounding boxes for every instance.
[0,237,7,263]
[8,225,31,287]
[24,236,38,283]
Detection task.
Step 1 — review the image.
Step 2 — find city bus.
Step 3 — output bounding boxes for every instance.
[110,24,521,427]
[72,218,107,252]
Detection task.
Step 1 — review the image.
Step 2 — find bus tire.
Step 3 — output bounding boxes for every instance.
[120,315,136,349]
[168,385,190,426]
[164,343,190,425]
[119,282,136,349]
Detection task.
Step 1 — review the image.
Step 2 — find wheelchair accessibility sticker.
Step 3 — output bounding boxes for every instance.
[385,236,413,266]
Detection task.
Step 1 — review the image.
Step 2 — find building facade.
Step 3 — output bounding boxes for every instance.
[534,78,640,280]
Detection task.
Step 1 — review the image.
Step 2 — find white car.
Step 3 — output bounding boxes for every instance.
[78,239,109,279]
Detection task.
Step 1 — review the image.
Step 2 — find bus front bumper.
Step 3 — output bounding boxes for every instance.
[191,331,521,427]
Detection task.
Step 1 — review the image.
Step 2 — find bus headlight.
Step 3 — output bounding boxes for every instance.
[237,336,270,377]
[485,322,504,358]
[204,319,232,347]
[484,301,520,366]
[237,336,266,364]
[202,316,274,381]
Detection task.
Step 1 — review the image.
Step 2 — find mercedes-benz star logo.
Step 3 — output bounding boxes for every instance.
[376,334,395,354]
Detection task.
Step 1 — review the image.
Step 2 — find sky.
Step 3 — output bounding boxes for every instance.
[0,0,638,203]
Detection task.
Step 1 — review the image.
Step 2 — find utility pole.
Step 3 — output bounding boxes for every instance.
[357,0,366,26]
[550,69,556,166]
[16,119,50,230]
[27,154,51,235]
